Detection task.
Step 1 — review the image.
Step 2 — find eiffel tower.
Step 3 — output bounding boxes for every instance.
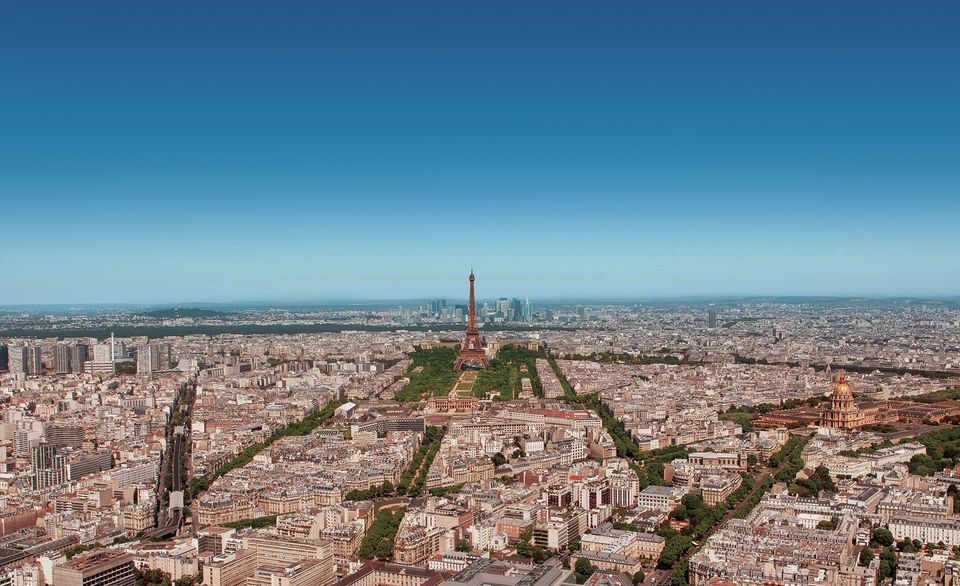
[454,271,490,370]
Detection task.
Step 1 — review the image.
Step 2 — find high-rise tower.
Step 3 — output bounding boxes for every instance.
[454,271,490,370]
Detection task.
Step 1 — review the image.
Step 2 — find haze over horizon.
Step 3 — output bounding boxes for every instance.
[2,289,959,311]
[2,0,958,305]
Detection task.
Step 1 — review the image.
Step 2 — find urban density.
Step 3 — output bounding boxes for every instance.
[3,2,958,586]
[1,272,959,586]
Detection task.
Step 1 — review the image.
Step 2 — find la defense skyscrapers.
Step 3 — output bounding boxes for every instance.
[454,271,490,370]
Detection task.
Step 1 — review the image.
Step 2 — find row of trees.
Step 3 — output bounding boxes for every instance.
[356,508,406,560]
[62,543,99,559]
[839,439,895,458]
[135,568,196,586]
[429,483,464,497]
[839,426,960,476]
[550,351,816,584]
[500,345,546,397]
[773,435,812,483]
[908,385,960,403]
[733,436,812,521]
[475,359,522,400]
[223,515,278,529]
[475,345,545,400]
[345,480,396,501]
[659,436,816,583]
[339,426,448,500]
[790,464,836,497]
[723,395,827,416]
[63,534,134,560]
[657,475,757,573]
[550,352,694,477]
[861,423,898,433]
[551,350,697,495]
[736,354,958,380]
[908,426,960,475]
[631,446,690,490]
[593,399,647,460]
[547,355,582,404]
[397,426,445,495]
[395,346,460,402]
[199,398,345,491]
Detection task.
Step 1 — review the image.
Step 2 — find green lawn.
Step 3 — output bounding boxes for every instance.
[395,347,460,402]
[474,345,544,401]
[719,411,755,432]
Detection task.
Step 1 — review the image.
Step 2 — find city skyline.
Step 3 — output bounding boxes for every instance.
[3,3,960,582]
[2,292,960,313]
[2,0,958,304]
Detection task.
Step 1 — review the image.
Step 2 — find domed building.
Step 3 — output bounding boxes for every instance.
[820,373,867,429]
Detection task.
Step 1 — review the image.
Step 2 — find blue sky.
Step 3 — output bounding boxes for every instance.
[1,1,958,304]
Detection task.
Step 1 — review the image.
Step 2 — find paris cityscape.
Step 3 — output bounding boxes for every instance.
[1,275,959,586]
[2,2,959,586]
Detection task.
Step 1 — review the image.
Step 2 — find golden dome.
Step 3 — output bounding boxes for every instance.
[833,373,852,397]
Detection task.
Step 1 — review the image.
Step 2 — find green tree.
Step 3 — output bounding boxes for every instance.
[872,527,895,547]
[817,517,839,530]
[878,546,897,582]
[574,558,596,584]
[396,347,460,402]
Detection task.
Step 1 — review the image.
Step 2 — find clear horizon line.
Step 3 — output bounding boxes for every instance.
[2,292,959,309]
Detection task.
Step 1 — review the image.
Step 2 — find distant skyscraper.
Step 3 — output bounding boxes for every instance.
[138,344,158,374]
[88,343,116,374]
[708,306,718,328]
[27,346,43,375]
[70,344,89,374]
[55,345,72,374]
[9,346,29,374]
[93,344,112,363]
[137,343,170,374]
[524,298,532,321]
[511,298,524,322]
[158,343,172,370]
[0,344,7,371]
[496,297,510,319]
